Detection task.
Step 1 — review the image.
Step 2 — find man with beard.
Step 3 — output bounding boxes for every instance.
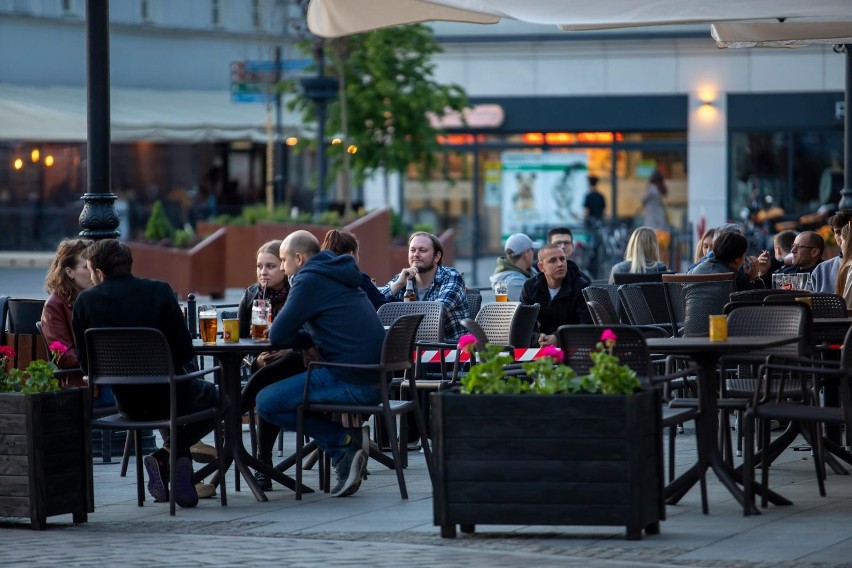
[380,231,469,341]
[521,243,591,347]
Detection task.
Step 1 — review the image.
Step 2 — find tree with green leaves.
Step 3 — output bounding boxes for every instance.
[287,14,467,218]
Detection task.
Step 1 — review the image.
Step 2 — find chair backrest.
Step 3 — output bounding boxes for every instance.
[510,303,540,348]
[663,282,685,331]
[377,301,444,342]
[582,286,620,324]
[729,288,802,304]
[556,324,653,381]
[460,318,488,349]
[662,272,736,283]
[466,291,482,319]
[726,303,810,358]
[474,302,521,346]
[681,280,737,336]
[612,271,672,285]
[624,282,675,332]
[764,292,847,320]
[84,327,174,385]
[382,313,425,373]
[0,295,8,340]
[586,300,615,325]
[617,285,656,326]
[7,298,45,335]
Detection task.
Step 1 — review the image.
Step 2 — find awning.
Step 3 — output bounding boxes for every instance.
[0,84,302,143]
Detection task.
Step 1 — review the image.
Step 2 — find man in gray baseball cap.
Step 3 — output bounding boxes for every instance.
[489,232,539,302]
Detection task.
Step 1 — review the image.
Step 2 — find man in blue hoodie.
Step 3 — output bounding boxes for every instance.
[255,230,385,497]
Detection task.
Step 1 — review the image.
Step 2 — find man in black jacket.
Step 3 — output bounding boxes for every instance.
[520,243,591,346]
[72,239,221,508]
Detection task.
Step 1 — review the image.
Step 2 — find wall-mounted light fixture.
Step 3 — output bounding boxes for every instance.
[31,149,40,163]
[13,158,23,170]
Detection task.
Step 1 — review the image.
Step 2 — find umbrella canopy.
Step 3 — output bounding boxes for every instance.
[308,0,852,40]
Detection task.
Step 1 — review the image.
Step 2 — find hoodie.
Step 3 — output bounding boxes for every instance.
[489,257,534,302]
[269,250,385,383]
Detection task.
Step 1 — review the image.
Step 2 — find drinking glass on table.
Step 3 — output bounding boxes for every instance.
[251,299,270,340]
[198,305,218,344]
[494,282,508,302]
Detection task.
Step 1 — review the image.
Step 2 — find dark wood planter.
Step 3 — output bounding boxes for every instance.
[430,388,664,540]
[0,388,94,529]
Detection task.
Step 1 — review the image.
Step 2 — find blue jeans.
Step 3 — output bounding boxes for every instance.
[255,367,380,464]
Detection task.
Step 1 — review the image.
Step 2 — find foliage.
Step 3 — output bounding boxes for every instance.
[0,342,65,394]
[816,224,836,247]
[214,204,342,227]
[287,24,468,186]
[458,329,641,396]
[412,222,435,235]
[144,200,175,242]
[390,209,405,239]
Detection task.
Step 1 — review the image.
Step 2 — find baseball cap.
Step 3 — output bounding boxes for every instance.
[505,233,539,256]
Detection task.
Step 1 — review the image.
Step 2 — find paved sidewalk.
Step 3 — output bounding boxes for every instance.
[3,426,852,567]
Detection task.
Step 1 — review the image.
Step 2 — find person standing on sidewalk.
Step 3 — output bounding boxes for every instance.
[255,231,385,497]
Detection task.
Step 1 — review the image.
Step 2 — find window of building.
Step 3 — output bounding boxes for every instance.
[251,0,261,29]
[141,0,153,23]
[211,0,223,28]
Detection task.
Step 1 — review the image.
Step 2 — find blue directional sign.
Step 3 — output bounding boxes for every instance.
[230,59,313,103]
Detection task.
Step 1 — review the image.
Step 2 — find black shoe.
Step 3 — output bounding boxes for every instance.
[143,448,169,503]
[173,456,198,508]
[254,469,272,492]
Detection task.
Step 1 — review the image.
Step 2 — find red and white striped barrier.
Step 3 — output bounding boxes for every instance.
[417,348,547,364]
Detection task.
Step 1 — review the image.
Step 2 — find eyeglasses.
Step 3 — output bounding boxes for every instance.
[552,240,573,247]
[791,244,817,251]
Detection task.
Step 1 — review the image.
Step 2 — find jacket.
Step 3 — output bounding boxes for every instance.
[269,251,385,384]
[490,257,534,302]
[520,260,591,335]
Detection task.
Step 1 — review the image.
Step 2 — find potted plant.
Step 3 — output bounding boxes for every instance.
[430,330,664,540]
[0,343,93,529]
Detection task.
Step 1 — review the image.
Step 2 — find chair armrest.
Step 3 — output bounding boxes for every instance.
[54,367,82,379]
[306,360,383,373]
[173,366,222,384]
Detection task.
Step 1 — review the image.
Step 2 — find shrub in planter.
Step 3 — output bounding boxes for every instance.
[431,330,663,540]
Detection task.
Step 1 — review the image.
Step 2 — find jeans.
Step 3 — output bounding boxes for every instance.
[255,367,380,464]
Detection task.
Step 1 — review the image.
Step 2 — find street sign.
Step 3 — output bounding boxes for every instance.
[230,59,313,103]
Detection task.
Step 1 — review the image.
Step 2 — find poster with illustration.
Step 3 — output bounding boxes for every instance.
[500,151,588,237]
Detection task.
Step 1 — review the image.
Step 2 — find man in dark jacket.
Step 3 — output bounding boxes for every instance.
[255,230,385,498]
[72,239,221,509]
[520,243,591,346]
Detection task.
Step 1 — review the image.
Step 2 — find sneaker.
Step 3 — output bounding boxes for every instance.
[173,456,199,508]
[330,447,367,497]
[254,469,272,492]
[195,482,217,499]
[190,441,217,464]
[143,451,169,503]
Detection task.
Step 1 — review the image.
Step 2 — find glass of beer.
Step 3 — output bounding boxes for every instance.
[251,299,270,341]
[199,305,218,344]
[494,282,508,302]
[708,314,728,342]
[222,318,239,343]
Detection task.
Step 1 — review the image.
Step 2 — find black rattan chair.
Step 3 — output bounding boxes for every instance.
[294,313,430,500]
[84,327,228,516]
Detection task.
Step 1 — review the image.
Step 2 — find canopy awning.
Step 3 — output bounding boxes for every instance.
[0,84,301,143]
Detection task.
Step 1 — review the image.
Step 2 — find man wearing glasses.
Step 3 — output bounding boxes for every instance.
[779,231,825,275]
[547,227,593,283]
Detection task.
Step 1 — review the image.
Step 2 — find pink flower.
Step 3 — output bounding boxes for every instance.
[458,334,479,354]
[0,345,15,359]
[49,341,68,355]
[540,345,564,364]
[600,329,617,343]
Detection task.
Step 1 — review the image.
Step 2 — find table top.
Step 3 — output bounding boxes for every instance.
[813,317,852,326]
[192,338,272,356]
[646,335,799,356]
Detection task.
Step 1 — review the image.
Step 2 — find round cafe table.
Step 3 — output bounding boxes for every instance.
[193,338,313,501]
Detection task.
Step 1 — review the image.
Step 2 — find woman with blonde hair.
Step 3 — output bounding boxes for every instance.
[694,228,716,264]
[40,238,93,388]
[836,224,852,308]
[608,226,668,283]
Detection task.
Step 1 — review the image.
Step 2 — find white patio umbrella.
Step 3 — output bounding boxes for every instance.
[307,0,852,203]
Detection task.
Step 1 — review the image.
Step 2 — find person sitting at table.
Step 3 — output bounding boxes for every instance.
[812,210,852,293]
[836,224,852,308]
[690,232,762,291]
[693,227,715,265]
[255,230,385,497]
[608,226,668,284]
[778,230,824,276]
[40,237,97,391]
[236,239,305,492]
[521,243,591,347]
[321,229,386,310]
[72,239,226,509]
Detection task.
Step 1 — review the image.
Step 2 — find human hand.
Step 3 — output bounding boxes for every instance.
[302,346,320,367]
[756,250,770,276]
[538,333,557,347]
[744,256,760,280]
[256,349,292,368]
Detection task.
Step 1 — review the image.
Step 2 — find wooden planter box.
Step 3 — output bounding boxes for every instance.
[430,388,664,540]
[0,388,94,529]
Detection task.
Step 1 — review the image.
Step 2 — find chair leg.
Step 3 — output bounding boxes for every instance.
[120,431,133,477]
[248,407,257,458]
[295,405,305,500]
[742,410,755,516]
[168,434,177,516]
[134,431,144,507]
[760,417,771,509]
[811,422,828,497]
[383,409,408,499]
[667,426,676,483]
[101,428,112,463]
[412,401,432,474]
[215,417,227,507]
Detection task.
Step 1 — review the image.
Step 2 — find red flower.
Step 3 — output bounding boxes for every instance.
[0,345,15,359]
[540,345,564,364]
[457,334,478,354]
[48,341,68,355]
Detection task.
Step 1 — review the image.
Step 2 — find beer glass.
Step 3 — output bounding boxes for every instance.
[251,299,270,340]
[198,305,218,344]
[708,314,728,342]
[494,282,508,302]
[222,318,239,343]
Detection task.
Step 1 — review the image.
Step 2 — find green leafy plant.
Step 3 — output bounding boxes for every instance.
[458,329,641,396]
[144,200,175,243]
[0,342,65,394]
